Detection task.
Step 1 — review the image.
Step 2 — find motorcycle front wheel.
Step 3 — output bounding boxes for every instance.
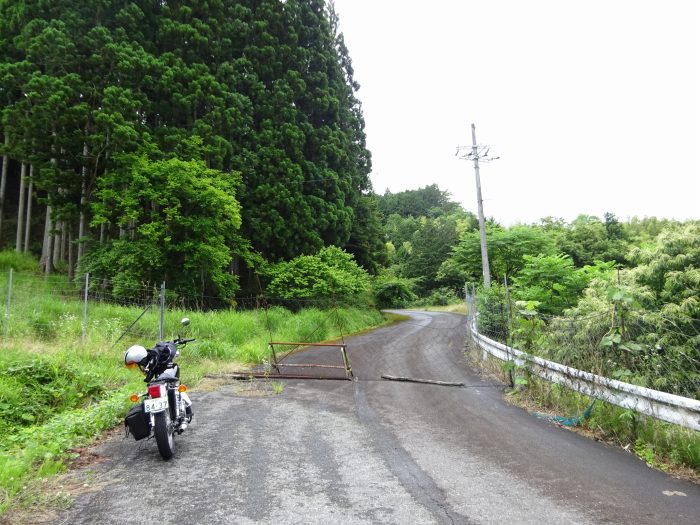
[154,410,175,460]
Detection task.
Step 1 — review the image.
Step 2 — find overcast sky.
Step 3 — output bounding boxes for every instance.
[332,0,700,225]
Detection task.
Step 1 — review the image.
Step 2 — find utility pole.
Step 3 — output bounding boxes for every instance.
[456,123,499,288]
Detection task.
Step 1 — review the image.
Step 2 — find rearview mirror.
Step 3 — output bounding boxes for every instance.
[181,318,190,327]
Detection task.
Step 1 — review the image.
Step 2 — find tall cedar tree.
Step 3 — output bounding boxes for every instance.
[0,0,380,295]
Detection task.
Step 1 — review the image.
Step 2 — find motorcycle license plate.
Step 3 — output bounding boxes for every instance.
[144,398,169,413]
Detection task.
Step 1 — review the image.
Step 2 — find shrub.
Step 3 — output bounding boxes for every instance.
[512,254,590,316]
[425,286,461,306]
[264,246,370,302]
[475,284,508,339]
[0,251,41,273]
[0,350,104,430]
[373,275,417,308]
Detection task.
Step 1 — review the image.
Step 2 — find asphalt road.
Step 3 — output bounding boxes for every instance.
[51,311,699,524]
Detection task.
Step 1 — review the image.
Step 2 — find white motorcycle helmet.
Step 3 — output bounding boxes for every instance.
[124,345,148,369]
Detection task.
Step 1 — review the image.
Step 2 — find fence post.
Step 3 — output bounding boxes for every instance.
[464,283,470,325]
[470,284,487,362]
[5,268,12,338]
[159,281,165,340]
[503,274,515,387]
[81,272,89,342]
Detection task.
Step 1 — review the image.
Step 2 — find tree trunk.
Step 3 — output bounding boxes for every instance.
[68,225,75,281]
[78,141,88,263]
[23,165,33,253]
[53,223,61,265]
[60,220,67,262]
[40,210,48,267]
[0,134,9,242]
[15,162,26,252]
[44,130,57,274]
[42,205,54,275]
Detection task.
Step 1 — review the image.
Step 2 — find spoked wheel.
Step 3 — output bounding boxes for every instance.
[154,410,175,460]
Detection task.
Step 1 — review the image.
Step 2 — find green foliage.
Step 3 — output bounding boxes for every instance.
[263,246,370,302]
[0,349,103,429]
[345,194,389,274]
[0,251,41,273]
[424,286,461,307]
[475,283,509,338]
[84,155,243,302]
[630,222,700,310]
[381,205,475,297]
[383,214,422,250]
[377,184,462,218]
[624,216,680,243]
[555,214,629,266]
[445,225,556,285]
[0,0,383,278]
[0,386,132,514]
[512,301,546,351]
[512,254,590,315]
[402,214,464,295]
[373,274,417,309]
[513,224,699,398]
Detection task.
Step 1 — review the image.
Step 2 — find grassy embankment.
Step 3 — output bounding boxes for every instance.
[469,341,700,479]
[0,252,387,516]
[518,376,700,478]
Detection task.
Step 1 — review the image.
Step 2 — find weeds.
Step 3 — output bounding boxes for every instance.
[511,372,700,476]
[0,273,387,518]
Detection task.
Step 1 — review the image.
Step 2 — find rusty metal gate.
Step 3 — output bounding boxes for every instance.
[227,340,354,381]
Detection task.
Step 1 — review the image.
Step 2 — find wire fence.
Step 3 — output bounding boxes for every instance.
[0,269,365,354]
[466,283,700,401]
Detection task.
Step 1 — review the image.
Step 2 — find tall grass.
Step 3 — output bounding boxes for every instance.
[512,370,700,476]
[0,265,386,516]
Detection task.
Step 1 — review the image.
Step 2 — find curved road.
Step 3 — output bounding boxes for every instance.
[52,311,699,524]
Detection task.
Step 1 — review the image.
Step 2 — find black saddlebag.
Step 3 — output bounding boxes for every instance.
[125,403,150,440]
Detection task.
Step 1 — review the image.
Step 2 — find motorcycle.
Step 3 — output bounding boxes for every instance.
[123,318,194,460]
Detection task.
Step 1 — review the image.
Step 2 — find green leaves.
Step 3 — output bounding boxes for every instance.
[446,225,556,285]
[1,0,379,282]
[85,155,243,302]
[512,254,589,315]
[606,285,635,305]
[0,350,103,430]
[601,332,622,347]
[263,246,370,302]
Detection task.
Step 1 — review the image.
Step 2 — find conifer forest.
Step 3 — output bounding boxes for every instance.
[0,0,383,299]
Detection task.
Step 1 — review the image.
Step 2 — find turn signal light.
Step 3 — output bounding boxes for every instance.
[178,385,187,393]
[129,393,139,402]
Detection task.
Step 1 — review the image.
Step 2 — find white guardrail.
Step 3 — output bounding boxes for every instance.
[470,323,700,431]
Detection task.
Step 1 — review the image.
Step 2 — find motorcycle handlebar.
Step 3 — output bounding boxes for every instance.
[178,338,196,344]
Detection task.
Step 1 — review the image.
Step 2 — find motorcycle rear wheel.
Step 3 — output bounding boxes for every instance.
[154,411,175,460]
